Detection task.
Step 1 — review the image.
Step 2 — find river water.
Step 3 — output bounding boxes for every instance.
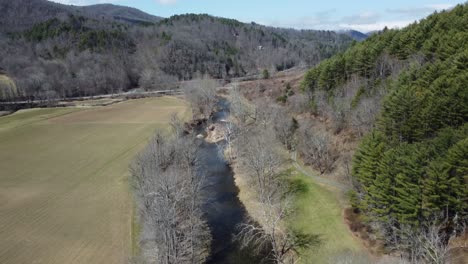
[197,99,267,264]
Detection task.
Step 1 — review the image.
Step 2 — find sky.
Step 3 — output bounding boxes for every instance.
[50,0,463,32]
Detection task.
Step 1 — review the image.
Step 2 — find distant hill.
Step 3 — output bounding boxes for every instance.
[0,0,353,100]
[78,4,162,24]
[0,0,70,31]
[340,30,368,41]
[365,30,380,35]
[0,0,161,31]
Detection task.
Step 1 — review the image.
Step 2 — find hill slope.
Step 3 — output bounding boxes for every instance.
[0,0,70,31]
[300,4,467,260]
[78,4,162,24]
[0,0,161,31]
[341,30,368,41]
[0,0,353,101]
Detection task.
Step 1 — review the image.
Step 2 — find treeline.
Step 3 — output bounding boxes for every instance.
[131,125,211,264]
[351,51,467,261]
[228,86,320,263]
[298,4,467,262]
[0,0,353,101]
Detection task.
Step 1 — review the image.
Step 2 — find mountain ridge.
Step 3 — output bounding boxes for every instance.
[0,0,162,31]
[339,29,368,41]
[0,0,354,101]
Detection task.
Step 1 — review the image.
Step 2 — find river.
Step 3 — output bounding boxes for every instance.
[197,99,268,264]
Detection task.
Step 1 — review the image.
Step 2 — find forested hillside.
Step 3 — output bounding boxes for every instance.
[301,4,467,261]
[0,0,161,31]
[0,0,352,101]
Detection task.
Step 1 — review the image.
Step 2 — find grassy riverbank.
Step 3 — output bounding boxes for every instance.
[232,162,363,263]
[286,169,363,263]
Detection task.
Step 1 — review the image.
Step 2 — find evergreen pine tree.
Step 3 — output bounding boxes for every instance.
[443,138,468,218]
[352,132,387,211]
[391,145,424,226]
[368,149,397,222]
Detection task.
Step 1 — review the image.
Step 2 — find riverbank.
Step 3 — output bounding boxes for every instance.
[221,105,365,263]
[229,159,364,263]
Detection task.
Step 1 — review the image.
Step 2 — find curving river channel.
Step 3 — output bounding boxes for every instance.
[197,99,267,264]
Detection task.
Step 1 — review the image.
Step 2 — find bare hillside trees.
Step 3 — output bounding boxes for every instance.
[140,68,178,91]
[231,91,299,151]
[271,108,299,150]
[298,123,336,174]
[0,3,354,102]
[131,130,210,264]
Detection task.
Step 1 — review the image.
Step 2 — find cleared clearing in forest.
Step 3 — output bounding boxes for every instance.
[0,97,188,264]
[287,170,363,263]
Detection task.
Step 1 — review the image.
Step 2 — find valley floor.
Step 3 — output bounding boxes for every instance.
[0,97,188,264]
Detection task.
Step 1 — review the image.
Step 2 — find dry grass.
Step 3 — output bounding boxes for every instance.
[0,97,188,264]
[0,75,17,99]
[231,165,266,226]
[59,98,124,107]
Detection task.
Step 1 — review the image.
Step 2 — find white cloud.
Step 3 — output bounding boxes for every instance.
[387,3,455,16]
[341,11,380,25]
[265,2,455,32]
[267,16,414,32]
[338,20,414,32]
[263,9,338,30]
[156,0,177,5]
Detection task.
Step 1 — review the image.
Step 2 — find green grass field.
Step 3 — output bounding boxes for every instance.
[286,169,364,263]
[0,97,188,264]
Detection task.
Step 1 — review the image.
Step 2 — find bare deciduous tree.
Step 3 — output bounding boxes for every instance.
[235,128,320,263]
[377,215,466,264]
[140,67,178,91]
[131,131,211,264]
[170,113,186,138]
[222,120,236,162]
[182,75,218,120]
[271,107,298,150]
[253,98,276,128]
[237,129,282,200]
[230,84,255,125]
[298,123,336,174]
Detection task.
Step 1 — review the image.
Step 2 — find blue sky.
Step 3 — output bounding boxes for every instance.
[51,0,462,32]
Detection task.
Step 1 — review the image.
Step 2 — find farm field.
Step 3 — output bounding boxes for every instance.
[0,97,188,264]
